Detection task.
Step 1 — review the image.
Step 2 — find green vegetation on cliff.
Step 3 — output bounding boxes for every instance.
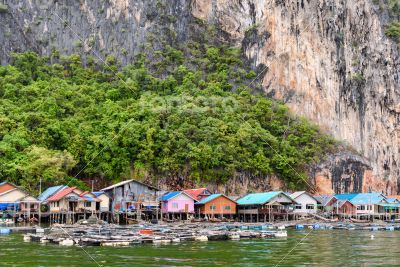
[0,44,336,193]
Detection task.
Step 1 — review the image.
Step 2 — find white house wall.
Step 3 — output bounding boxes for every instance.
[292,193,318,214]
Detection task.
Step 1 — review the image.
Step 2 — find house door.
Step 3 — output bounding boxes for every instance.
[184,204,189,212]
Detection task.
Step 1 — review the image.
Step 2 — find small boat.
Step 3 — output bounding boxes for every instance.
[350,218,370,223]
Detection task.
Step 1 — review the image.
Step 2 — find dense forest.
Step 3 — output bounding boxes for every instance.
[0,41,336,194]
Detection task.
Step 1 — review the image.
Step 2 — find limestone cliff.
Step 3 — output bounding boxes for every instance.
[190,0,400,194]
[0,0,398,194]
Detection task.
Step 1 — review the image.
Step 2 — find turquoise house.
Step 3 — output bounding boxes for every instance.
[236,191,297,222]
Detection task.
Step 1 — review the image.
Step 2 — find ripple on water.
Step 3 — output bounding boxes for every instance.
[1,230,400,266]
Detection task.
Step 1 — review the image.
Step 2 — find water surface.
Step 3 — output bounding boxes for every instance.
[0,230,399,266]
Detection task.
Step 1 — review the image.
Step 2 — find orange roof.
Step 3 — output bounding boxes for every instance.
[0,182,17,194]
[47,187,77,202]
[184,188,211,201]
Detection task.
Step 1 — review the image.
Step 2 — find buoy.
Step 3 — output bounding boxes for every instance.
[370,235,374,240]
[295,224,304,230]
[277,225,285,230]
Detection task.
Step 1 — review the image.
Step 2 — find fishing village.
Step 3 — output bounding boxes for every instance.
[1,179,400,247]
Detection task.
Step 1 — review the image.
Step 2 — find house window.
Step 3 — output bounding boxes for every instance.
[306,204,315,210]
[84,202,92,207]
[210,205,216,210]
[55,201,59,207]
[224,206,231,210]
[295,204,302,209]
[357,205,365,210]
[172,203,178,209]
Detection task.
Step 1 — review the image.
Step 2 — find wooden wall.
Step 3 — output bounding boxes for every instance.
[198,195,236,215]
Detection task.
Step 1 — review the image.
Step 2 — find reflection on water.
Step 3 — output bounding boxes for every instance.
[1,230,400,266]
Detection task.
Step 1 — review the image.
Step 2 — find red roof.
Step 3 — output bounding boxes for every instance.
[47,187,76,202]
[184,188,211,201]
[0,182,17,194]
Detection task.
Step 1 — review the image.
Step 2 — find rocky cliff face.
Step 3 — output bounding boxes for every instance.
[0,0,399,194]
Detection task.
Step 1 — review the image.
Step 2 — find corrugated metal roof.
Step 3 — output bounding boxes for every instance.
[92,191,105,197]
[237,192,281,205]
[83,195,95,202]
[184,188,211,200]
[47,187,76,202]
[38,185,68,201]
[314,195,336,206]
[335,193,359,200]
[289,191,305,199]
[159,191,196,201]
[159,191,181,201]
[101,179,159,191]
[196,194,224,205]
[336,193,385,205]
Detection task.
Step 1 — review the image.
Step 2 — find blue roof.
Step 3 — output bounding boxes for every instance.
[196,194,224,205]
[159,191,181,201]
[385,197,398,203]
[84,195,95,202]
[38,185,68,201]
[335,193,359,200]
[335,193,385,205]
[92,191,105,197]
[237,192,282,205]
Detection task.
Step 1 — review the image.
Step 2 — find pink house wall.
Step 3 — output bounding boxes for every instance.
[161,194,194,213]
